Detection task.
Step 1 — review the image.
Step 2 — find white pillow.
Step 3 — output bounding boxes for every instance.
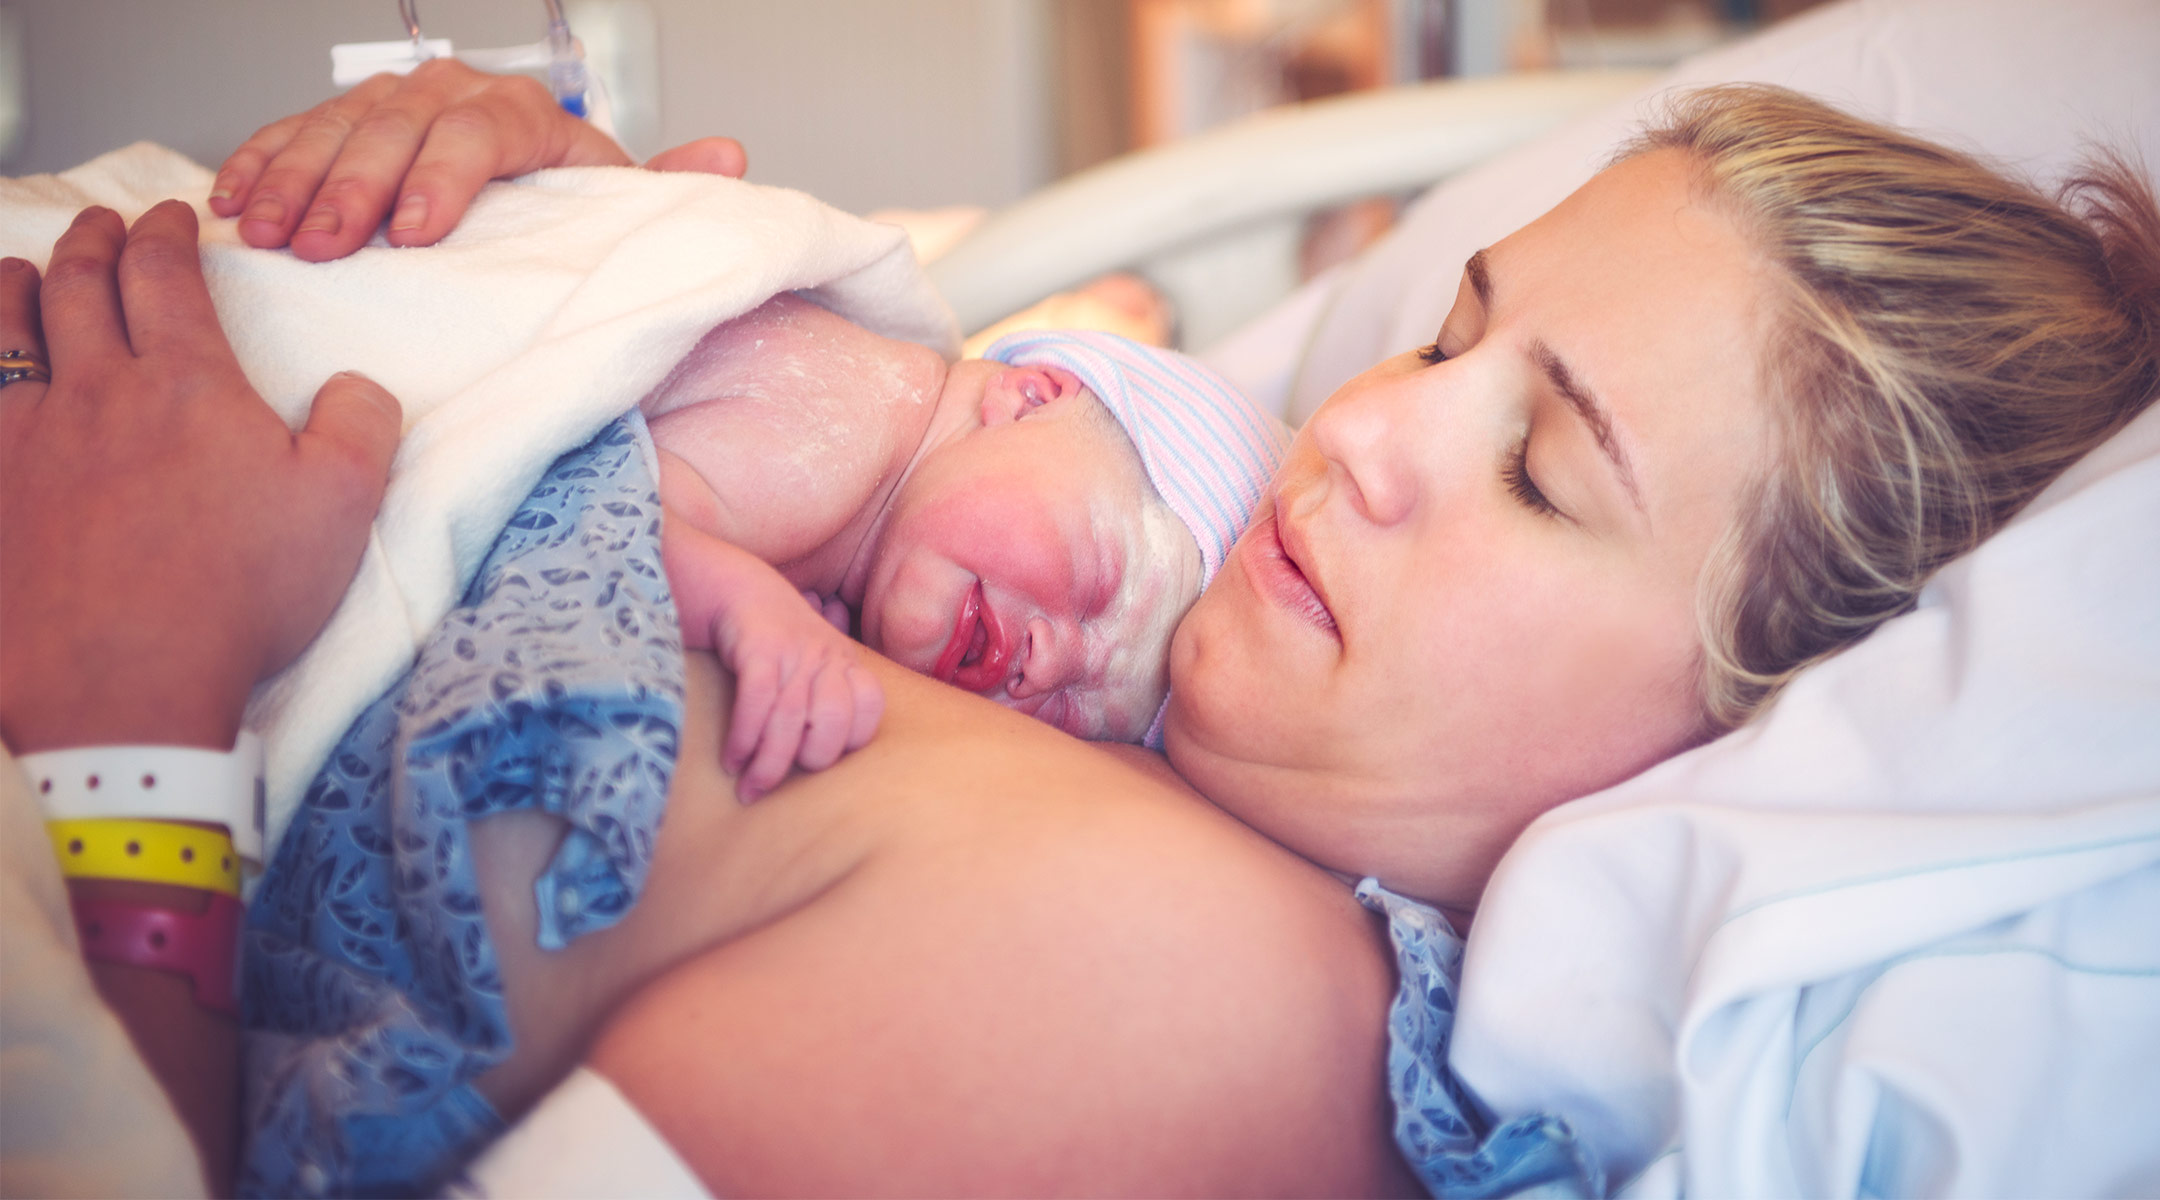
[1450,391,2160,1199]
[1202,0,2160,423]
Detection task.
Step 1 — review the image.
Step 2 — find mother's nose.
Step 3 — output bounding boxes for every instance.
[1302,372,1424,527]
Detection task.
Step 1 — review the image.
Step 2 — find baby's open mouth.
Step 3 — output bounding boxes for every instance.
[933,581,1011,691]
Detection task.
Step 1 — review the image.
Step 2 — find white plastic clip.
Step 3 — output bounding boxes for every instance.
[332,37,456,88]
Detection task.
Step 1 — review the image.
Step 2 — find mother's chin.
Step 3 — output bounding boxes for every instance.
[1161,529,1709,914]
[1162,689,1531,916]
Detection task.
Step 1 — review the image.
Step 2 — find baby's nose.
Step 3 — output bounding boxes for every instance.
[1008,617,1080,699]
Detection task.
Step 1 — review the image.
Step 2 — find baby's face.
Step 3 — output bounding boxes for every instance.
[859,362,1202,742]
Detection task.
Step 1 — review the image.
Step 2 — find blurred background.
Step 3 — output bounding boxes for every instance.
[0,0,1831,207]
[0,0,1830,350]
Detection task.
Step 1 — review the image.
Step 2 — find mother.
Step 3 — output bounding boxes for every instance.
[14,62,2160,1196]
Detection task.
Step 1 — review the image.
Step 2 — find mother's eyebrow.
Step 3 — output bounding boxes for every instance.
[1473,248,1643,512]
[1466,248,1494,308]
[1529,338,1644,512]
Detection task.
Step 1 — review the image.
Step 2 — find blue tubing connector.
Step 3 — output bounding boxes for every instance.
[545,15,588,118]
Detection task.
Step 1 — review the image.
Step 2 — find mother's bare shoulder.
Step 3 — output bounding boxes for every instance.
[586,656,1419,1196]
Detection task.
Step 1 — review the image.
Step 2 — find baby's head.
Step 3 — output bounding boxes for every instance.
[858,332,1289,745]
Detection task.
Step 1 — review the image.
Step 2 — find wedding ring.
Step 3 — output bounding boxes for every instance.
[0,348,51,388]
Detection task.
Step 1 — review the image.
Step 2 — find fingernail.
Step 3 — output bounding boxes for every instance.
[390,193,427,233]
[209,174,235,202]
[244,195,286,227]
[330,369,376,383]
[1,257,25,273]
[298,205,341,236]
[70,206,111,227]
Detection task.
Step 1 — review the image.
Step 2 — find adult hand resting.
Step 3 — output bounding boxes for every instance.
[211,59,749,262]
[0,201,401,754]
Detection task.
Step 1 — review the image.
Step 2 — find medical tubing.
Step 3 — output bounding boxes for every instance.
[544,8,589,117]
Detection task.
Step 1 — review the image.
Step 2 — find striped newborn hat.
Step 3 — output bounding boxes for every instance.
[984,330,1291,748]
[983,330,1291,591]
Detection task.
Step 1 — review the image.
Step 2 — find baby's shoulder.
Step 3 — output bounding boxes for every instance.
[644,296,943,563]
[648,294,942,445]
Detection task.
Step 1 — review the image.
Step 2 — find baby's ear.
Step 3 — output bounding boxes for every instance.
[979,364,1084,427]
[977,369,1030,428]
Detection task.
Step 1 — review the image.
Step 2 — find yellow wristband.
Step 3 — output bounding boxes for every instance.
[46,818,243,896]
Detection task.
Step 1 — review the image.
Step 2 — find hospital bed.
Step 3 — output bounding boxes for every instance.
[4,0,2156,1194]
[925,67,1658,358]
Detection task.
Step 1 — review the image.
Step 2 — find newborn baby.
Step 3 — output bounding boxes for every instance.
[646,295,1286,795]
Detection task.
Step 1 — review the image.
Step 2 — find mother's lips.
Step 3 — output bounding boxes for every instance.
[933,581,1013,691]
[1246,512,1339,637]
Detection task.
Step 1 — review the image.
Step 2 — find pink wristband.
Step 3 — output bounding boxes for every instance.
[70,892,243,1017]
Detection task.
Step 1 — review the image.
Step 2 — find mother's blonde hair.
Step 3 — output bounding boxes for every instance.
[1629,85,2160,730]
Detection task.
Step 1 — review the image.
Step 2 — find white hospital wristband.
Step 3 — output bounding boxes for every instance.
[20,732,266,866]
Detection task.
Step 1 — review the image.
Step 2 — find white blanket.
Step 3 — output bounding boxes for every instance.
[0,145,959,851]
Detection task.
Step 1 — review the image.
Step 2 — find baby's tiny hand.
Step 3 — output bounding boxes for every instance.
[665,523,883,801]
[802,589,851,634]
[718,585,883,800]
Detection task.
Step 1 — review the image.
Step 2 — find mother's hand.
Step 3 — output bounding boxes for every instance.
[211,60,749,262]
[0,202,401,753]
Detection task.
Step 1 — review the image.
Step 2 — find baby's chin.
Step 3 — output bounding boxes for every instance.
[1061,683,1169,746]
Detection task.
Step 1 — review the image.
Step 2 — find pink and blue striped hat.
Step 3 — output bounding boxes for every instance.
[983,329,1291,592]
[985,330,1291,749]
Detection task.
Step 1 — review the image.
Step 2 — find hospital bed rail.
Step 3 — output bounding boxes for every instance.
[927,68,1657,350]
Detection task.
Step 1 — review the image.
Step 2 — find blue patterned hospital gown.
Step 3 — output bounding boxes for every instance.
[1357,878,1600,1198]
[239,415,685,1198]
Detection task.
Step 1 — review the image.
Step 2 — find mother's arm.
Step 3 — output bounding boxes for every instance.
[479,650,1421,1196]
[0,203,402,1194]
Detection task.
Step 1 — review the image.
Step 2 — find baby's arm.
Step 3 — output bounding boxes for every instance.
[662,519,882,801]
